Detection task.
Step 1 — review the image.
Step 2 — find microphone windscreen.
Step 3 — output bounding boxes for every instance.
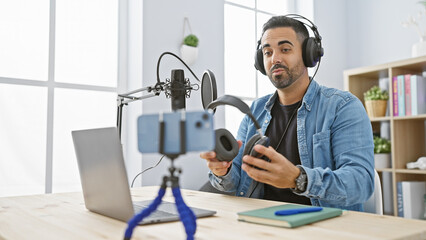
[201,70,217,111]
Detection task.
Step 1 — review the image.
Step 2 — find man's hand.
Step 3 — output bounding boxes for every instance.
[241,144,300,188]
[200,140,242,176]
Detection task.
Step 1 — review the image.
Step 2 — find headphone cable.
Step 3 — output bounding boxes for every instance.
[311,56,321,80]
[248,181,259,198]
[130,155,166,188]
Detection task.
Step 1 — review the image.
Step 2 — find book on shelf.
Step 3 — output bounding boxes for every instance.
[392,74,426,116]
[392,76,399,116]
[405,74,412,116]
[396,181,426,219]
[237,204,342,228]
[397,75,405,116]
[410,75,426,115]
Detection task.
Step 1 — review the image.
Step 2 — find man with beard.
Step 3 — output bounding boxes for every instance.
[200,15,374,211]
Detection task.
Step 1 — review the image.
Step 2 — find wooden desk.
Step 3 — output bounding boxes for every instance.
[0,186,425,240]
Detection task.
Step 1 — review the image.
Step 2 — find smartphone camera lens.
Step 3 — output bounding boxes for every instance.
[195,121,202,128]
[202,113,209,120]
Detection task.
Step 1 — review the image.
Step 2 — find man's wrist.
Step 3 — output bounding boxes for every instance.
[213,164,232,177]
[292,166,307,194]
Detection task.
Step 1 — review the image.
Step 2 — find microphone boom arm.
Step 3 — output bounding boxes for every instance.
[117,82,165,138]
[116,51,210,140]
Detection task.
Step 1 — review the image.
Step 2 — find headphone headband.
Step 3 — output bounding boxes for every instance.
[283,14,322,43]
[207,95,261,130]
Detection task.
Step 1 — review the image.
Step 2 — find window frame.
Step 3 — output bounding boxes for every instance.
[0,0,122,195]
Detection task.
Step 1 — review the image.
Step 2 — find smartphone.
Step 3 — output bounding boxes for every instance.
[137,110,215,155]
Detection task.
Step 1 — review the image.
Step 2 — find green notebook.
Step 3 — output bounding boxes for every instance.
[237,204,342,228]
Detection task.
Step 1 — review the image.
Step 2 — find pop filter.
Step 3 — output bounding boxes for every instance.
[201,70,217,111]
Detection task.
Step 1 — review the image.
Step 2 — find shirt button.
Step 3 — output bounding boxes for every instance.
[264,120,268,123]
[240,191,244,196]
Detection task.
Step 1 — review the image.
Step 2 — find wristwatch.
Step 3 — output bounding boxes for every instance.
[292,166,307,194]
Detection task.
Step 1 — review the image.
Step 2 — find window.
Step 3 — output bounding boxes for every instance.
[0,0,119,197]
[224,0,294,136]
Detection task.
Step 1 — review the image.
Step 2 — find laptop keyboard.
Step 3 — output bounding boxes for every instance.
[133,202,177,218]
[131,200,215,224]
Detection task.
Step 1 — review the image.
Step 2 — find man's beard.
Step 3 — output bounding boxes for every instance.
[267,62,304,89]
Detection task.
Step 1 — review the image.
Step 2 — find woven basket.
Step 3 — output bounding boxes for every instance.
[365,100,387,118]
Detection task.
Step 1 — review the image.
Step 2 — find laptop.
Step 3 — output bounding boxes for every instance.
[72,127,216,225]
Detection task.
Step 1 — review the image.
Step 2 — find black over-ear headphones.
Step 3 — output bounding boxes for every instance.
[254,14,324,75]
[207,95,270,162]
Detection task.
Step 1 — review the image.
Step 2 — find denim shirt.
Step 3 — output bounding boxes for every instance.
[209,80,375,211]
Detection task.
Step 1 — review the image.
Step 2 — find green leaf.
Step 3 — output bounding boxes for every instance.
[364,86,389,101]
[373,136,391,153]
[183,34,199,47]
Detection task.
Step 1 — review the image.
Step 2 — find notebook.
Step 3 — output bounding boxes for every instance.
[72,127,216,225]
[237,204,342,228]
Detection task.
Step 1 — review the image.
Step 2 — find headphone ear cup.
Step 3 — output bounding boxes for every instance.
[214,128,239,162]
[243,134,271,157]
[302,37,321,68]
[254,49,266,75]
[243,134,262,156]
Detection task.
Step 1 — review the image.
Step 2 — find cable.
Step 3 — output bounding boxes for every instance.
[248,181,259,198]
[156,52,200,84]
[130,155,166,188]
[311,56,321,80]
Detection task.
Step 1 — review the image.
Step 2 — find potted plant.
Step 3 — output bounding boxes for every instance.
[180,34,199,65]
[373,136,391,169]
[363,86,389,118]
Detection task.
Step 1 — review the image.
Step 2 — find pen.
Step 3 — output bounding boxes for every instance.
[275,207,323,216]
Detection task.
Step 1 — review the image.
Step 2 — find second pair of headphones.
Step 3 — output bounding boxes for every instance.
[254,14,324,75]
[207,95,270,162]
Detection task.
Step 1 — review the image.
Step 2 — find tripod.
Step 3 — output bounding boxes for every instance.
[124,159,196,240]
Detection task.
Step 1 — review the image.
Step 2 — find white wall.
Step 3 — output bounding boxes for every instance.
[312,0,347,90]
[345,0,421,69]
[137,0,224,190]
[311,0,422,88]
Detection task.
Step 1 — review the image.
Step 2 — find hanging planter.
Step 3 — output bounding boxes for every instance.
[180,17,199,65]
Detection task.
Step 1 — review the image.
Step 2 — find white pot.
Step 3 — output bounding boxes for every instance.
[180,45,198,65]
[412,40,426,57]
[374,153,391,169]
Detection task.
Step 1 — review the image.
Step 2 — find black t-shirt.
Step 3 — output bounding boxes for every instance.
[263,98,311,205]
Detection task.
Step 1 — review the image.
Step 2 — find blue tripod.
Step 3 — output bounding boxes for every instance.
[123,159,197,240]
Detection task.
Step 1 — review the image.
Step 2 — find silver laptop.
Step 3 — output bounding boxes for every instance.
[72,127,216,224]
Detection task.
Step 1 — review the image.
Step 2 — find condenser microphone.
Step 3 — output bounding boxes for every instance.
[170,69,186,111]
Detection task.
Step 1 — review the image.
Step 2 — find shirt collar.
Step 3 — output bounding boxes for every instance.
[265,91,278,112]
[303,79,319,112]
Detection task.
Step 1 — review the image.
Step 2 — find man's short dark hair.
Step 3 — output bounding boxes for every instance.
[261,16,309,44]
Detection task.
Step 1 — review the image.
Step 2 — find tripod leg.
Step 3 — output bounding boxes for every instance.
[172,187,196,240]
[124,187,166,240]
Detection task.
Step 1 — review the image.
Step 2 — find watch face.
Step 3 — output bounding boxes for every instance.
[296,167,307,192]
